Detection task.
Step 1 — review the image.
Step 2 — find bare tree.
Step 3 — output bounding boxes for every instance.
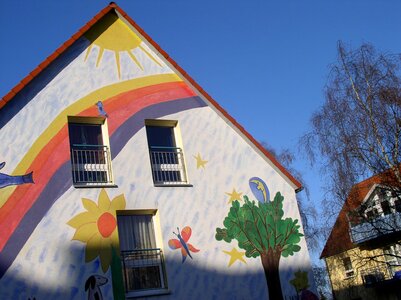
[301,41,401,296]
[302,41,401,223]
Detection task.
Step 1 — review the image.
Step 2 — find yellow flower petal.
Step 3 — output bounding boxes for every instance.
[99,238,112,272]
[72,222,98,242]
[82,198,101,216]
[109,194,126,213]
[67,212,97,229]
[98,189,111,211]
[85,233,102,262]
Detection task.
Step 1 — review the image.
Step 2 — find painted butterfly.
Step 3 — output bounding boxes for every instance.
[168,226,200,263]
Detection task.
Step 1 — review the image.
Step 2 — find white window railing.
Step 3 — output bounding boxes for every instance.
[149,146,188,185]
[71,144,113,185]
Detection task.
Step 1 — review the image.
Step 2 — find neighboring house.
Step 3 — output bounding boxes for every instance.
[321,170,401,300]
[0,3,316,300]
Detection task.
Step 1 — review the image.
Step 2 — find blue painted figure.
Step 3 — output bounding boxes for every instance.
[249,177,270,203]
[96,101,108,118]
[0,162,34,189]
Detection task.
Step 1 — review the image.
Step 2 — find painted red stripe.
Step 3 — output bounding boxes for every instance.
[0,81,196,251]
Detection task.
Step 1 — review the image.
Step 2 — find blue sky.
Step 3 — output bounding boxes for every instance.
[1,0,401,262]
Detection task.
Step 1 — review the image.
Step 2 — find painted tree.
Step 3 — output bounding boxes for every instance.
[215,192,303,300]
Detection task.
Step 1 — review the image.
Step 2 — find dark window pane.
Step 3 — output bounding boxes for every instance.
[146,126,175,148]
[381,201,391,215]
[395,200,401,213]
[68,123,103,146]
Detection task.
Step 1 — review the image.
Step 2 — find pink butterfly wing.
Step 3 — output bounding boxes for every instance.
[180,226,192,242]
[187,243,200,253]
[168,239,182,250]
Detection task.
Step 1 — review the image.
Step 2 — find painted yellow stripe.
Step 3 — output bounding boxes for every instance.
[0,74,181,207]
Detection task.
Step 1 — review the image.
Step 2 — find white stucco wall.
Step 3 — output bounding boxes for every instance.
[0,11,315,300]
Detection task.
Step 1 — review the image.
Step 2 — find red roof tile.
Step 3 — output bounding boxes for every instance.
[0,3,302,191]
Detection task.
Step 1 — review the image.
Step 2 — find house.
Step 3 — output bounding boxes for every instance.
[0,3,316,299]
[321,169,401,300]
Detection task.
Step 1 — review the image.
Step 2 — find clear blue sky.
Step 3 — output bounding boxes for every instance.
[1,0,401,262]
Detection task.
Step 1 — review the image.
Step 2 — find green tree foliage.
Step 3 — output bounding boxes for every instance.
[216,192,303,258]
[216,191,303,300]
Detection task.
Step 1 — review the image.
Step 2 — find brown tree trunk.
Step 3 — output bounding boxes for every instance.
[261,249,283,300]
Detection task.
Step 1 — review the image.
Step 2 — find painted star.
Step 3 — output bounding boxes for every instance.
[223,247,247,267]
[193,153,208,169]
[225,188,243,204]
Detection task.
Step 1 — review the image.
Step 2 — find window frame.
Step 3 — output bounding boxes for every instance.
[342,257,355,278]
[383,244,401,276]
[67,116,116,187]
[116,209,170,298]
[145,119,191,187]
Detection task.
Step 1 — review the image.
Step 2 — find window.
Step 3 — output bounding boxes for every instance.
[365,208,379,220]
[145,120,189,186]
[381,201,391,215]
[68,117,114,186]
[395,199,401,213]
[384,244,401,276]
[116,211,168,297]
[343,257,354,278]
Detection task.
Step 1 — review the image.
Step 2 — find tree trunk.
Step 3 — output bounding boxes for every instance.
[261,250,283,300]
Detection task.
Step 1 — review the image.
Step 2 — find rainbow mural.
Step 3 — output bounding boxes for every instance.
[0,13,207,278]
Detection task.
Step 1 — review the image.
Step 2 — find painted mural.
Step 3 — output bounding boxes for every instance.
[290,270,319,300]
[0,162,34,189]
[0,5,316,300]
[0,13,206,279]
[168,226,200,263]
[85,275,108,300]
[216,178,303,300]
[193,153,208,169]
[67,189,125,273]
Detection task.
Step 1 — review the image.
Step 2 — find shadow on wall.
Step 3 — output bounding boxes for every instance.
[332,280,401,300]
[0,241,314,300]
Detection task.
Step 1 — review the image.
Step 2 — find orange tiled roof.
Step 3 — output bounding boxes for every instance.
[0,2,302,191]
[320,169,401,258]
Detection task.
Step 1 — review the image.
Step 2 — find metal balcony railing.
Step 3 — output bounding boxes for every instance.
[348,212,401,244]
[149,146,188,185]
[121,248,168,292]
[70,144,113,185]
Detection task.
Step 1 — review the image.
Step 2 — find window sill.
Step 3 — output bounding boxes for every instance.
[154,183,193,187]
[126,289,171,298]
[73,183,118,189]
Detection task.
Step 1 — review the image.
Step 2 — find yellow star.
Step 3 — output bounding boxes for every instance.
[193,153,208,169]
[225,188,243,204]
[223,247,247,267]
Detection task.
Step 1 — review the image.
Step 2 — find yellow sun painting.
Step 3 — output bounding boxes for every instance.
[84,13,162,78]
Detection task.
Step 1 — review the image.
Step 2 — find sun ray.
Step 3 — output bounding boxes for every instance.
[115,52,121,79]
[84,44,94,62]
[127,50,143,71]
[96,47,105,68]
[139,45,163,67]
[84,14,163,77]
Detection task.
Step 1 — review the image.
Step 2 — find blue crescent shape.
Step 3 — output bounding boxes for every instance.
[249,177,270,203]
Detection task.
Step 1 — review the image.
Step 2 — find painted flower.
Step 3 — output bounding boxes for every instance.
[67,189,126,272]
